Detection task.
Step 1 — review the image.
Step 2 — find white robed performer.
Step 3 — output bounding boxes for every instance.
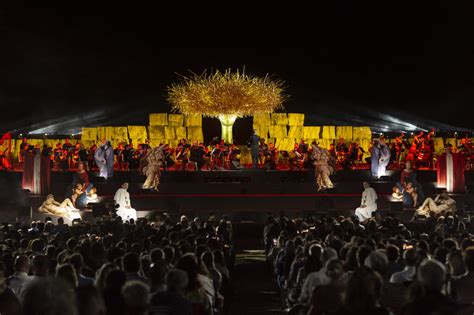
[113,182,137,221]
[371,138,391,178]
[311,142,334,191]
[142,144,167,191]
[355,181,378,222]
[94,139,114,179]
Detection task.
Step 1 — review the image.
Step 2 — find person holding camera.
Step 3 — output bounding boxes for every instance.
[114,182,137,221]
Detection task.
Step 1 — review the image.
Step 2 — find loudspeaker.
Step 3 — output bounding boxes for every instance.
[390,201,403,211]
[231,161,242,170]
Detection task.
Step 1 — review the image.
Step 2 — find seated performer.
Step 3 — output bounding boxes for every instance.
[416,190,457,217]
[355,181,377,222]
[397,161,424,207]
[259,138,269,166]
[405,182,419,207]
[175,139,190,171]
[114,182,137,221]
[71,183,95,209]
[391,186,404,202]
[189,140,206,170]
[72,162,92,193]
[38,194,81,221]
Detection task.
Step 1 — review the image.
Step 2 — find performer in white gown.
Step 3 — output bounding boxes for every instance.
[113,182,137,221]
[355,181,378,222]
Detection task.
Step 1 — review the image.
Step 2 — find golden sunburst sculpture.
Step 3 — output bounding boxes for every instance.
[167,69,286,144]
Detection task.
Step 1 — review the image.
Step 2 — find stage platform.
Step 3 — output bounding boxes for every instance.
[0,169,473,224]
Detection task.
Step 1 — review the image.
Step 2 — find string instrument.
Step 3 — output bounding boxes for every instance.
[175,145,190,159]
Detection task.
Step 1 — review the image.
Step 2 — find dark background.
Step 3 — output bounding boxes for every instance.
[1,3,474,138]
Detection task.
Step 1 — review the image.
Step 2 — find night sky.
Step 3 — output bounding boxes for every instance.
[2,3,474,136]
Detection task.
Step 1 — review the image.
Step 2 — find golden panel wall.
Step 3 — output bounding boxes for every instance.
[127,126,147,140]
[353,127,372,140]
[336,126,353,141]
[148,126,166,139]
[321,126,336,140]
[149,113,168,126]
[288,113,305,126]
[287,126,303,139]
[165,127,176,140]
[187,127,204,141]
[303,126,321,139]
[269,125,287,138]
[168,114,184,127]
[185,114,202,127]
[176,127,187,140]
[81,128,97,141]
[253,113,271,126]
[271,113,288,125]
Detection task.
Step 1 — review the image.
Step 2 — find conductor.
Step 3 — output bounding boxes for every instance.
[247,129,261,168]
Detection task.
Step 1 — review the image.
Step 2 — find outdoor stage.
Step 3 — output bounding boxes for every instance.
[0,169,473,224]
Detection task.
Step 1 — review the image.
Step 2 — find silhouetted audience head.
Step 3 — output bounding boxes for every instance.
[21,277,78,315]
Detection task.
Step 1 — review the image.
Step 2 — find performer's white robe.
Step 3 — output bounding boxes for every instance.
[113,188,137,221]
[355,187,378,221]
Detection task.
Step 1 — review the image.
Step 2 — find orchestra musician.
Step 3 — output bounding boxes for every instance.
[19,138,29,163]
[175,139,190,171]
[258,138,269,166]
[266,142,278,170]
[227,143,240,164]
[189,140,206,170]
[0,132,12,170]
[415,141,432,169]
[210,141,223,170]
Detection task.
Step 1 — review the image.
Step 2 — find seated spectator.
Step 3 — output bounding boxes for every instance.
[307,259,345,315]
[21,277,78,315]
[55,263,78,289]
[176,253,211,314]
[401,259,456,315]
[150,269,193,315]
[385,245,403,281]
[451,246,474,306]
[102,269,127,315]
[121,281,150,315]
[6,255,30,295]
[341,267,389,315]
[390,248,417,284]
[122,252,148,285]
[69,253,94,288]
[299,247,338,305]
[0,262,21,315]
[18,255,50,302]
[76,285,106,315]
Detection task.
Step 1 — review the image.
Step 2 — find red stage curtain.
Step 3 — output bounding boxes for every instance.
[437,152,465,193]
[22,152,50,194]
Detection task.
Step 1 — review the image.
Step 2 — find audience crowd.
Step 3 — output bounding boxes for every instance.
[0,213,234,315]
[265,210,474,315]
